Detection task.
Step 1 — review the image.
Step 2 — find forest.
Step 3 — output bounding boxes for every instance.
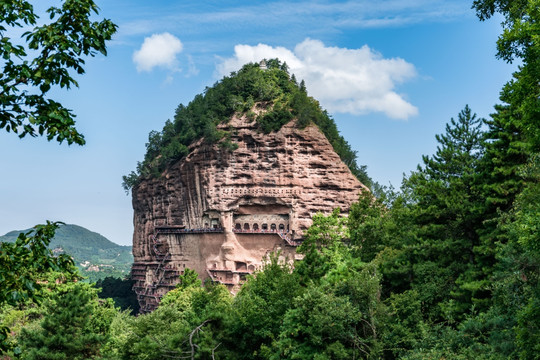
[1,0,539,359]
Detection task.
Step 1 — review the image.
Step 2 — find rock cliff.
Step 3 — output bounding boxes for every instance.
[131,113,367,312]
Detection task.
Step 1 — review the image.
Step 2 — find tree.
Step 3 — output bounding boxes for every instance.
[299,208,349,251]
[0,222,77,351]
[0,0,117,349]
[492,153,540,359]
[104,280,231,360]
[349,190,389,262]
[224,255,303,360]
[0,0,117,144]
[262,209,387,359]
[270,286,362,360]
[295,209,350,284]
[18,282,116,359]
[472,0,539,213]
[0,1,116,350]
[471,4,539,297]
[271,237,385,359]
[400,106,486,320]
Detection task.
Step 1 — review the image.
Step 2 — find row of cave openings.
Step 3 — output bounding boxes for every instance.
[234,223,289,231]
[211,261,255,273]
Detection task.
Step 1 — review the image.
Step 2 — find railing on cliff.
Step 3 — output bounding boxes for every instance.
[133,226,228,313]
[232,228,302,246]
[132,228,182,313]
[133,225,299,313]
[155,226,224,234]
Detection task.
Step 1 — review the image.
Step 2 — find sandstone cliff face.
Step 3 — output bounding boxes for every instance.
[131,116,367,312]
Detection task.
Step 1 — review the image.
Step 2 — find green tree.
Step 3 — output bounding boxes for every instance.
[348,190,389,262]
[104,280,231,360]
[400,106,486,320]
[0,222,77,350]
[473,0,539,149]
[381,290,427,359]
[473,0,539,247]
[18,282,116,359]
[270,247,385,359]
[295,208,350,284]
[101,306,190,360]
[268,210,386,359]
[0,1,116,350]
[225,254,303,360]
[270,286,362,360]
[492,153,540,359]
[299,208,349,251]
[0,0,117,144]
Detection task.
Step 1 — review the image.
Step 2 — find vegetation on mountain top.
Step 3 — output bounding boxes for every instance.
[122,59,373,192]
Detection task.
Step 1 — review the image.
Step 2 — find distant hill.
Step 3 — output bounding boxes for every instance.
[0,224,133,281]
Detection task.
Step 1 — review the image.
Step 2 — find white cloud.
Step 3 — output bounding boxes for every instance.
[216,39,418,120]
[133,33,183,72]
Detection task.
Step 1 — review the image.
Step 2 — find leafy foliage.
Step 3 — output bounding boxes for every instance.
[18,282,116,360]
[224,255,303,359]
[0,0,117,144]
[0,222,76,307]
[102,280,231,360]
[0,222,77,351]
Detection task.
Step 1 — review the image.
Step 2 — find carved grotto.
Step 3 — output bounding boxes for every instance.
[130,115,368,313]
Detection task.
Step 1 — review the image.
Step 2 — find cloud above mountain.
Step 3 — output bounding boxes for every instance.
[217,39,418,120]
[133,32,183,72]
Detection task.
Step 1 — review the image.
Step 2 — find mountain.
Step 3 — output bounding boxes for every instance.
[0,224,132,281]
[127,60,368,311]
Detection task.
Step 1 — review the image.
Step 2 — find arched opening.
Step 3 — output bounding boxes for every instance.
[235,223,241,230]
[244,223,250,230]
[204,222,209,228]
[253,223,259,231]
[270,224,277,231]
[262,223,268,231]
[279,224,285,231]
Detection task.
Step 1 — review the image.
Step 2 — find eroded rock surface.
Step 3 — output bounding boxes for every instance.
[131,116,367,312]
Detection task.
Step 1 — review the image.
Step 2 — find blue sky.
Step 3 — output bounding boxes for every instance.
[0,0,516,245]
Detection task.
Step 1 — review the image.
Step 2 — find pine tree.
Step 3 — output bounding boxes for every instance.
[471,1,540,321]
[403,105,486,320]
[19,284,107,360]
[472,0,540,229]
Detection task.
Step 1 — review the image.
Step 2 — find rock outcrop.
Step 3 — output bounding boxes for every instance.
[131,115,367,312]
